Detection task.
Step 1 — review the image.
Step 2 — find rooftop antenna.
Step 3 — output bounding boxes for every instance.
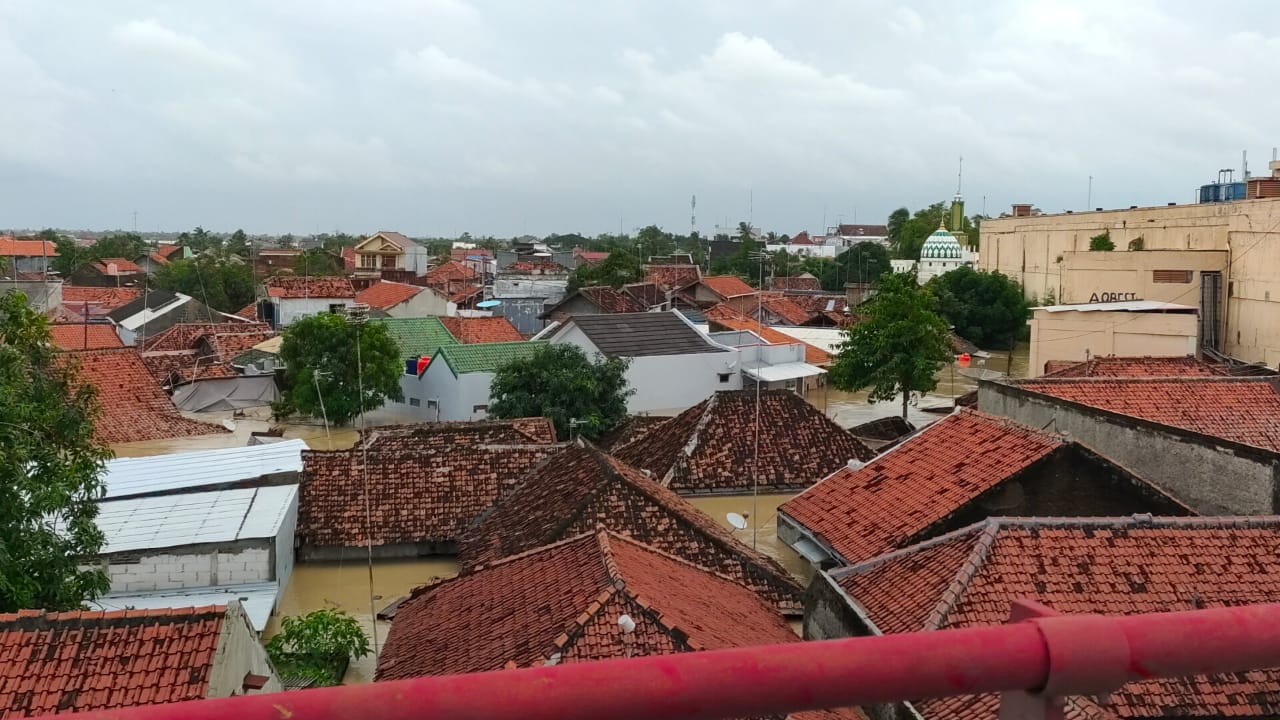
[1087,176,1093,211]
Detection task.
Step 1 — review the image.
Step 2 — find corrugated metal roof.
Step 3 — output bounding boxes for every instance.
[770,326,846,354]
[1033,300,1198,313]
[102,440,307,499]
[94,485,297,554]
[743,362,826,382]
[91,583,279,632]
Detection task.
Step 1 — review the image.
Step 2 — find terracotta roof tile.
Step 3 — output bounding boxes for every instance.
[341,246,356,271]
[705,304,830,365]
[264,276,354,299]
[770,276,822,292]
[140,351,239,386]
[1041,355,1233,378]
[504,260,568,274]
[233,302,259,320]
[700,275,758,299]
[378,530,801,679]
[355,281,423,310]
[0,237,58,257]
[143,322,271,352]
[48,324,123,351]
[0,606,226,717]
[153,244,184,260]
[572,286,648,314]
[1013,377,1280,451]
[643,264,701,293]
[595,415,669,450]
[781,409,1063,564]
[61,348,227,445]
[424,261,480,285]
[298,419,560,549]
[783,294,851,315]
[613,390,875,494]
[92,258,144,274]
[833,516,1280,720]
[60,286,140,310]
[439,316,525,344]
[623,281,665,308]
[760,295,814,325]
[459,442,804,614]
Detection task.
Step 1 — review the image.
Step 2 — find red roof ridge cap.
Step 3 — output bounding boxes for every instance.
[923,521,1001,630]
[982,513,1280,531]
[830,521,993,581]
[958,407,1068,445]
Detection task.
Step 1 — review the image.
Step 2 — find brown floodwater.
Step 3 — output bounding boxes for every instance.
[264,558,460,684]
[685,493,812,585]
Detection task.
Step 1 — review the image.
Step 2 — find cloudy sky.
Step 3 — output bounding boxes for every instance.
[3,0,1279,237]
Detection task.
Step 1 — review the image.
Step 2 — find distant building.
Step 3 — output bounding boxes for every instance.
[355,280,434,318]
[396,341,548,421]
[261,276,356,328]
[135,243,192,275]
[71,257,147,287]
[827,223,890,248]
[107,289,231,346]
[492,262,571,334]
[1027,300,1199,376]
[0,236,57,276]
[914,222,976,283]
[352,231,431,276]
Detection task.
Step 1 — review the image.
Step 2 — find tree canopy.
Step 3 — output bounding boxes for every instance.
[488,344,632,440]
[266,609,370,687]
[292,248,345,277]
[0,290,111,611]
[928,266,1029,350]
[276,312,404,426]
[153,255,255,313]
[828,272,952,419]
[567,247,642,291]
[50,232,148,278]
[821,242,891,291]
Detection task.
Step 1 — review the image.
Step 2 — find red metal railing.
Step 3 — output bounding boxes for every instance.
[65,602,1280,720]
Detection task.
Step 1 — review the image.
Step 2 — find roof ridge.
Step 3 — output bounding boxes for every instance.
[982,514,1280,530]
[923,520,1001,630]
[673,394,720,484]
[467,529,603,574]
[542,585,622,666]
[829,521,992,580]
[958,407,1068,445]
[594,527,627,588]
[603,529,769,593]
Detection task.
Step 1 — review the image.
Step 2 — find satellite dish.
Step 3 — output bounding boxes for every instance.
[726,512,748,530]
[221,418,237,431]
[618,614,636,634]
[476,299,502,308]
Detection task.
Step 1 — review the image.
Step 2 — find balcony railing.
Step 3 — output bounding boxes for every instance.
[60,601,1280,720]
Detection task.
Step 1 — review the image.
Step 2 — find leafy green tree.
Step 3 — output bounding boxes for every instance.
[928,266,1029,350]
[276,233,297,249]
[276,313,404,426]
[266,609,370,687]
[821,242,891,291]
[888,203,946,260]
[0,291,111,611]
[489,344,632,440]
[293,248,344,277]
[1089,231,1115,251]
[227,229,250,258]
[51,237,89,278]
[635,225,677,260]
[91,232,147,262]
[153,256,255,312]
[567,248,642,291]
[319,233,362,252]
[828,272,952,419]
[886,208,910,247]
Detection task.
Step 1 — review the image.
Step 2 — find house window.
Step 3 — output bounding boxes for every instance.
[718,373,732,383]
[427,399,438,408]
[360,254,377,269]
[381,254,398,269]
[408,398,421,407]
[472,404,488,413]
[1153,269,1193,284]
[329,303,346,314]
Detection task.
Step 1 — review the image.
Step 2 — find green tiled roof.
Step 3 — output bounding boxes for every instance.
[373,317,459,358]
[433,341,548,375]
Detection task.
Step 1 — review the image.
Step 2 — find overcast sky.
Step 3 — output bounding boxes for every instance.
[3,0,1279,237]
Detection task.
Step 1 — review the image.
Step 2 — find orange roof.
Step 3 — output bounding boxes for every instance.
[699,274,757,299]
[1014,376,1280,451]
[0,606,227,717]
[59,286,140,310]
[833,516,1280,720]
[643,264,701,293]
[0,237,57,257]
[770,275,822,292]
[355,280,423,310]
[233,302,259,320]
[264,275,354,299]
[440,316,525,344]
[705,304,830,365]
[48,324,123,351]
[760,294,814,325]
[62,348,226,445]
[1042,355,1232,377]
[377,530,803,679]
[425,261,479,285]
[153,243,184,260]
[92,257,143,274]
[143,322,271,352]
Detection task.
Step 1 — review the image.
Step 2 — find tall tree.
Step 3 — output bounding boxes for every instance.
[293,248,344,277]
[889,203,946,260]
[821,242,891,291]
[568,248,642,291]
[886,208,910,248]
[489,344,632,440]
[828,272,952,419]
[227,229,250,258]
[153,256,255,312]
[51,237,89,278]
[0,291,111,611]
[276,313,404,426]
[928,266,1029,350]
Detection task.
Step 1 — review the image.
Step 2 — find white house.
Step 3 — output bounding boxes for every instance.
[353,231,432,275]
[544,310,742,415]
[355,280,441,318]
[707,329,825,393]
[262,276,356,328]
[394,340,547,421]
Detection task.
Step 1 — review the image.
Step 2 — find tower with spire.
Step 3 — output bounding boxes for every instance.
[914,156,977,284]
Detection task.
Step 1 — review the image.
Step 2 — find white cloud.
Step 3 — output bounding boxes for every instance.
[890,7,924,35]
[112,19,247,72]
[593,86,624,105]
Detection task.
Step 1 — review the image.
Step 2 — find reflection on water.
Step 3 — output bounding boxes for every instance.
[265,558,459,684]
[812,344,1031,429]
[685,493,812,586]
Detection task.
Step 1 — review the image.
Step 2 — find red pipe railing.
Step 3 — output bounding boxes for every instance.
[65,602,1280,720]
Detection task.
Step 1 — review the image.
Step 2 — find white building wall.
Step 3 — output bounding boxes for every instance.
[274,298,356,327]
[403,243,432,274]
[394,361,496,421]
[206,602,283,696]
[273,493,297,597]
[104,545,274,593]
[384,290,448,319]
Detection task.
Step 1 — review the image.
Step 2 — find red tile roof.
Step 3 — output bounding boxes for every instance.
[613,390,875,494]
[573,248,610,264]
[781,409,1063,564]
[142,322,271,352]
[770,275,822,292]
[48,324,123,351]
[789,231,815,245]
[451,247,493,261]
[1041,355,1232,378]
[760,294,814,325]
[378,530,803,679]
[298,420,560,549]
[505,260,568,273]
[355,280,423,310]
[0,237,57,257]
[233,302,259,320]
[595,414,669,450]
[704,304,830,365]
[62,348,227,445]
[0,606,226,717]
[264,276,355,299]
[783,293,851,316]
[623,281,665,308]
[153,243,185,260]
[700,275,757,299]
[643,264,701,293]
[340,246,356,272]
[60,286,140,310]
[459,442,803,614]
[425,261,480,285]
[140,351,239,386]
[833,516,1280,720]
[92,257,144,274]
[439,316,525,344]
[1013,377,1280,452]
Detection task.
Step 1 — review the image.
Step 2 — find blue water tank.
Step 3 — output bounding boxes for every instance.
[1199,182,1247,203]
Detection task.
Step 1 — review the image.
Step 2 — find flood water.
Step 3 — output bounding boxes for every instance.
[264,558,460,684]
[685,493,812,585]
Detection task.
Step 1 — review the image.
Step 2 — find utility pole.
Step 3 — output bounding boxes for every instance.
[1087,176,1093,210]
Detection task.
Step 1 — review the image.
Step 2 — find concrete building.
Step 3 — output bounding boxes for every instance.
[261,276,356,328]
[354,280,436,318]
[977,193,1280,364]
[395,341,547,421]
[352,231,431,276]
[707,329,825,393]
[1027,300,1199,376]
[544,310,741,415]
[0,236,57,275]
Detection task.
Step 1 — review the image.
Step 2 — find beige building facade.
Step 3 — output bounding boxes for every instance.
[1027,304,1199,377]
[979,196,1280,365]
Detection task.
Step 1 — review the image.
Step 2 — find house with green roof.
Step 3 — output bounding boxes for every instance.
[371,316,459,364]
[390,340,548,421]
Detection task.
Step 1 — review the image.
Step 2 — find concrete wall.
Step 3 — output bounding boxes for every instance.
[383,290,446,319]
[1057,249,1227,305]
[207,602,283,697]
[494,275,568,302]
[393,361,494,421]
[274,298,356,327]
[496,297,549,335]
[979,380,1280,514]
[3,280,61,313]
[102,543,275,593]
[1027,309,1198,377]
